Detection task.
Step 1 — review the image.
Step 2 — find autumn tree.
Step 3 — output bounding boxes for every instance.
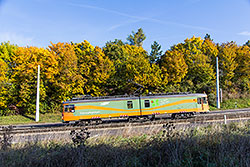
[48,42,82,104]
[0,56,8,108]
[201,37,219,71]
[74,40,114,96]
[170,36,216,93]
[0,42,17,115]
[1,30,249,116]
[12,46,58,113]
[115,44,162,94]
[160,50,187,86]
[127,28,146,47]
[234,45,250,91]
[0,49,9,111]
[103,39,125,61]
[218,42,238,91]
[102,39,126,95]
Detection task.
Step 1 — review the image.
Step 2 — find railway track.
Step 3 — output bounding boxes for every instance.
[1,108,250,135]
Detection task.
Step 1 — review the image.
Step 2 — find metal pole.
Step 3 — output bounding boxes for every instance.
[216,57,220,109]
[36,65,40,122]
[224,115,227,124]
[220,88,223,103]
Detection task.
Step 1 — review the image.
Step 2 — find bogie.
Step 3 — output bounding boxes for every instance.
[171,112,195,119]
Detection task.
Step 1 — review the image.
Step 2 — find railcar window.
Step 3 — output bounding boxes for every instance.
[127,101,133,109]
[197,98,202,104]
[64,105,68,112]
[64,105,75,112]
[145,100,150,107]
[202,97,207,104]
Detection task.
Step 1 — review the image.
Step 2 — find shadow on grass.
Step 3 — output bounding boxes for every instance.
[1,132,249,167]
[1,122,249,167]
[21,114,35,121]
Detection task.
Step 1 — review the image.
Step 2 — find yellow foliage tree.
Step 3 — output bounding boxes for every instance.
[170,36,216,93]
[119,44,162,94]
[235,45,250,91]
[48,42,83,103]
[0,58,8,109]
[74,40,114,96]
[160,50,187,85]
[218,42,238,90]
[0,42,17,113]
[12,46,58,113]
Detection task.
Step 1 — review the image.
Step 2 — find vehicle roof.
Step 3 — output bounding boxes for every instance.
[63,92,207,104]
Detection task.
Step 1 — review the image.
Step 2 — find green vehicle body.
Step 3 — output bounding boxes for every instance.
[62,93,209,122]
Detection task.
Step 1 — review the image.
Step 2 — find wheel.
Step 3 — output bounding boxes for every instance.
[171,114,176,119]
[128,117,137,122]
[150,115,155,121]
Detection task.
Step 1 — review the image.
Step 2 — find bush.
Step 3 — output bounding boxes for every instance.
[208,93,216,107]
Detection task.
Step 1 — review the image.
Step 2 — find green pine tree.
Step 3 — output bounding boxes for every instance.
[149,41,162,64]
[127,28,146,47]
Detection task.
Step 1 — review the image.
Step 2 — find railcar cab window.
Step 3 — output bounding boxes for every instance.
[127,101,133,109]
[145,100,150,107]
[197,98,202,104]
[64,105,75,112]
[202,97,207,104]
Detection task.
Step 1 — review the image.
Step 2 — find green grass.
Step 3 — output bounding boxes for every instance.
[0,112,61,125]
[221,98,250,109]
[210,97,250,111]
[1,121,250,167]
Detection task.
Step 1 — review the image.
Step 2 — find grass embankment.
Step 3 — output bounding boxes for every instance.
[209,97,250,111]
[0,112,61,125]
[1,121,250,167]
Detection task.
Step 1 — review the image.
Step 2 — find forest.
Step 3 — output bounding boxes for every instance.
[0,28,249,115]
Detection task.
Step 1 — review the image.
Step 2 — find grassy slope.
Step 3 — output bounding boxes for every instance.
[210,97,250,110]
[0,112,61,125]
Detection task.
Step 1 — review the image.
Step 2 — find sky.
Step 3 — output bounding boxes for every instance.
[0,0,250,52]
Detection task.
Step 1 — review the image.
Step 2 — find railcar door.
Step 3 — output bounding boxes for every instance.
[201,98,204,110]
[197,97,202,111]
[138,95,142,116]
[62,104,75,122]
[126,99,141,117]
